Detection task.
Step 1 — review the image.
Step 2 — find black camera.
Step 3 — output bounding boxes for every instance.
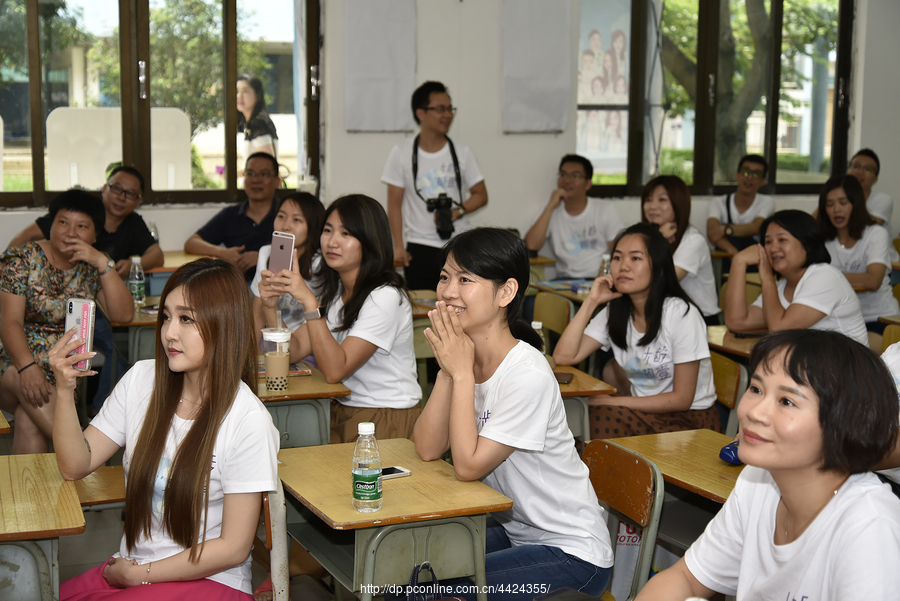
[426,192,455,240]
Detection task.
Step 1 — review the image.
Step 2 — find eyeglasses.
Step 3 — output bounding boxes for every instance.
[848,162,877,175]
[739,170,765,179]
[423,105,457,115]
[107,182,141,201]
[244,170,277,179]
[558,170,586,181]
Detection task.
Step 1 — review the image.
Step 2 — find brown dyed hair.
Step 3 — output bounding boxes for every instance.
[123,258,258,561]
[640,175,692,251]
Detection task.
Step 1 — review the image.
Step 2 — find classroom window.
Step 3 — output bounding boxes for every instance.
[0,0,33,193]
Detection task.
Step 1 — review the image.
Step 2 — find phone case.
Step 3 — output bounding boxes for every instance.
[64,298,96,371]
[553,371,574,384]
[269,231,295,273]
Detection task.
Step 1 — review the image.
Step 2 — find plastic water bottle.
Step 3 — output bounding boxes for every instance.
[351,422,383,512]
[599,253,611,277]
[128,256,146,305]
[532,321,548,355]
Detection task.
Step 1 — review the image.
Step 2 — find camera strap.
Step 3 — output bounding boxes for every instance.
[411,135,463,206]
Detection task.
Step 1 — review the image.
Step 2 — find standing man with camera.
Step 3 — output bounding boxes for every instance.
[382,81,488,291]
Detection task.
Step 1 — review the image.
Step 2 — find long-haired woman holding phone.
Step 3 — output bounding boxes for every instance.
[261,194,421,443]
[553,223,719,439]
[50,259,279,599]
[414,228,613,600]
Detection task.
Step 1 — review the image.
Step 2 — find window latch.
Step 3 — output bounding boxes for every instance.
[708,74,715,107]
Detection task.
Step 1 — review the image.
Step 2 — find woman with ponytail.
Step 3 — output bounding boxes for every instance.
[49,259,279,600]
[414,228,613,600]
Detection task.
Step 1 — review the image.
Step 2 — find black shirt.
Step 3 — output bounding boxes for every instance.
[195,197,278,281]
[37,211,157,263]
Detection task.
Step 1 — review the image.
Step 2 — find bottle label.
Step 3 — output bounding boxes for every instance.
[352,471,382,501]
[129,281,145,297]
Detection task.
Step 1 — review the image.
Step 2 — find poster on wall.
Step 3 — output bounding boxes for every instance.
[576,0,631,178]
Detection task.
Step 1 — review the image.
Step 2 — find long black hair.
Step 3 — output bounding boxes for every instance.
[760,210,831,269]
[816,175,874,241]
[607,223,695,349]
[275,192,325,280]
[438,228,542,351]
[315,195,407,332]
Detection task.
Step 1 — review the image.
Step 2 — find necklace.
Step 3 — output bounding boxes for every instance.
[780,477,848,542]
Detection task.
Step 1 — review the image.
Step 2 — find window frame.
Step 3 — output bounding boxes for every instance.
[586,0,855,199]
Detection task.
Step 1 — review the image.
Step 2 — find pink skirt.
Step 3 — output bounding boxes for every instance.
[61,560,253,601]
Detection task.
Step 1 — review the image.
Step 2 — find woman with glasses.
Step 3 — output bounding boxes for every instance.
[237,73,278,161]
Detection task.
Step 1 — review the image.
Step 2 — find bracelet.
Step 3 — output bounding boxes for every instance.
[17,361,36,374]
[141,562,152,585]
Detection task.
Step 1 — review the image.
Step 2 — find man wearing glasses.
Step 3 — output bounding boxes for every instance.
[524,154,622,279]
[848,149,891,230]
[8,166,163,277]
[185,152,281,282]
[706,154,775,267]
[382,80,488,291]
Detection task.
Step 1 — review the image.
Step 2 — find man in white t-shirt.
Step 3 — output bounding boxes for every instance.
[382,81,488,291]
[524,154,623,279]
[848,148,893,232]
[707,154,775,259]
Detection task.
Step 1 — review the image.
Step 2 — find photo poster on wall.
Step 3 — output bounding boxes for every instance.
[343,0,416,132]
[576,0,631,178]
[500,0,571,133]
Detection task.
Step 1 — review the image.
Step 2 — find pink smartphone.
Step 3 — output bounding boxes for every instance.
[64,298,96,371]
[269,231,295,273]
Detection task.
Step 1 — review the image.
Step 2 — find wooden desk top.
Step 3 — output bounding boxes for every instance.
[707,325,761,359]
[109,297,161,328]
[530,255,556,265]
[613,429,744,503]
[279,438,513,530]
[0,411,9,435]
[530,284,588,304]
[711,250,730,259]
[880,315,900,326]
[0,453,86,541]
[549,362,616,397]
[258,366,350,401]
[75,465,126,507]
[147,251,207,274]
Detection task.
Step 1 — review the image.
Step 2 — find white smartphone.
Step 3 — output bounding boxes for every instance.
[63,298,96,371]
[269,231,295,273]
[381,466,411,480]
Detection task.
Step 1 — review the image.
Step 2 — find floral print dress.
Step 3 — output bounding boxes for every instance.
[0,242,100,385]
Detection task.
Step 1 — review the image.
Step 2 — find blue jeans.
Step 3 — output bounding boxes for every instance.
[90,314,122,414]
[446,519,611,601]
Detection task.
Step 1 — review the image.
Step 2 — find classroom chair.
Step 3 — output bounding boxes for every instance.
[583,440,664,601]
[534,292,589,442]
[883,324,900,353]
[718,279,761,312]
[710,351,748,437]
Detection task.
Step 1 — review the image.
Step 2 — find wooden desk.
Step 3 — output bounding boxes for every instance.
[530,254,556,283]
[707,325,761,359]
[147,250,207,274]
[259,366,350,448]
[75,465,126,508]
[552,363,616,397]
[0,411,9,434]
[879,315,900,326]
[531,282,589,304]
[614,429,743,504]
[280,438,512,601]
[109,296,161,328]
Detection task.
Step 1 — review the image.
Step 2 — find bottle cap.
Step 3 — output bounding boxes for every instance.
[358,422,375,435]
[531,321,543,330]
[131,256,141,263]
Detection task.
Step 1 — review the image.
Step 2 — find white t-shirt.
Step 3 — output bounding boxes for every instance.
[381,136,484,248]
[583,297,716,410]
[674,226,720,317]
[250,247,323,331]
[750,263,868,345]
[878,342,900,484]
[867,190,894,231]
[825,225,899,322]
[539,198,623,279]
[684,466,900,600]
[476,341,614,568]
[707,192,775,230]
[326,285,420,409]
[90,361,280,594]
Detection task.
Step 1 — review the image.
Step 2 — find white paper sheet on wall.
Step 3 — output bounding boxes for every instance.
[501,0,571,133]
[344,0,416,132]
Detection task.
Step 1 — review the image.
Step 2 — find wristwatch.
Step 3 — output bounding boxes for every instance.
[304,306,325,321]
[98,256,116,276]
[724,225,734,237]
[456,205,466,218]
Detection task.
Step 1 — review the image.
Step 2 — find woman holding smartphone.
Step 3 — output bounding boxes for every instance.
[251,192,325,341]
[50,258,279,599]
[724,210,868,346]
[635,330,900,600]
[261,194,421,443]
[414,228,613,600]
[0,189,133,455]
[553,223,719,438]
